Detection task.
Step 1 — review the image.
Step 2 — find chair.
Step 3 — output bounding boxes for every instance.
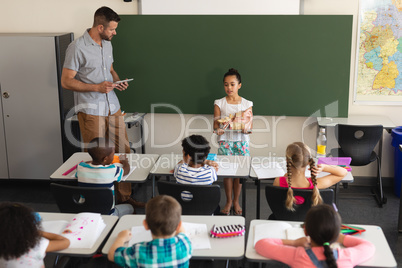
[157,181,221,215]
[265,185,334,221]
[50,183,114,215]
[330,124,386,207]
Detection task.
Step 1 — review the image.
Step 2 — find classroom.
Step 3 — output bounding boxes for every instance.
[1,0,402,267]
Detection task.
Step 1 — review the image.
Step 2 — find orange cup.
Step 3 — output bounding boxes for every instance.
[112,155,120,164]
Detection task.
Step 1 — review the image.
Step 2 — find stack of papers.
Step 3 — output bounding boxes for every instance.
[42,213,106,248]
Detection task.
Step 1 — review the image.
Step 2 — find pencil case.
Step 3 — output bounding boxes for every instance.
[210,224,245,238]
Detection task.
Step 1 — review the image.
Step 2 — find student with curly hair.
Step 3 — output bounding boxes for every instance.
[173,135,218,201]
[0,202,70,267]
[255,204,375,267]
[273,142,347,211]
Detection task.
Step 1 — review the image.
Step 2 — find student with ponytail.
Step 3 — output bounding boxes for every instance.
[273,142,347,211]
[255,204,375,267]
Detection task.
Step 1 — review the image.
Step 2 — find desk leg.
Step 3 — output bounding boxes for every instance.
[140,119,145,154]
[152,175,155,198]
[334,183,339,206]
[242,178,246,218]
[256,180,260,219]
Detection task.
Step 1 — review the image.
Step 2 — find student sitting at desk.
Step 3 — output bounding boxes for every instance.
[0,202,70,267]
[173,135,218,201]
[108,195,192,267]
[76,137,134,217]
[273,142,347,211]
[255,204,375,267]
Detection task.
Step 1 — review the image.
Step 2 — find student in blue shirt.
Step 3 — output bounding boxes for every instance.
[108,195,192,268]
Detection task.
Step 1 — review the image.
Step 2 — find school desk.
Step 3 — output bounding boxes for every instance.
[67,112,147,153]
[101,215,245,260]
[149,153,251,216]
[246,219,397,268]
[250,156,354,219]
[50,152,159,183]
[39,212,118,257]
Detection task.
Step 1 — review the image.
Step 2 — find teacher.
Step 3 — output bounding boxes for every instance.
[61,6,144,209]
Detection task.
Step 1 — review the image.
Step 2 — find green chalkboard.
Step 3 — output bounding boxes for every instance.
[113,15,352,117]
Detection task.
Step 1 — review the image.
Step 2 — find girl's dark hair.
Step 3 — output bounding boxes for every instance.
[0,202,41,260]
[285,142,322,211]
[305,204,341,268]
[223,68,241,83]
[181,135,211,164]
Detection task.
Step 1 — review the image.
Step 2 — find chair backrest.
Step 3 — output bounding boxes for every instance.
[265,185,334,221]
[157,181,220,215]
[50,183,114,215]
[335,124,383,166]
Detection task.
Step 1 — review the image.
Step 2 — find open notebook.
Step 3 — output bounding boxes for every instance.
[254,222,305,247]
[128,222,211,249]
[41,213,106,249]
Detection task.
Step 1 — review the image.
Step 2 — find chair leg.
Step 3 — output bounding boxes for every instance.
[372,157,387,207]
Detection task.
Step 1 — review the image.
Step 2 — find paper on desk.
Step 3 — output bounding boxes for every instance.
[129,226,152,246]
[182,222,211,249]
[42,213,106,249]
[42,220,69,234]
[217,162,239,176]
[251,159,316,179]
[128,222,211,249]
[252,161,286,179]
[122,166,137,181]
[254,222,304,246]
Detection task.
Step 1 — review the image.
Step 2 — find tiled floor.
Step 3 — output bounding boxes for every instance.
[0,179,401,267]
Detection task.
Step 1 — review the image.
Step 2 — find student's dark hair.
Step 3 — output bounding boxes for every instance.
[87,137,114,163]
[93,6,121,27]
[145,195,182,236]
[223,68,241,83]
[305,204,341,268]
[181,135,211,164]
[285,142,322,211]
[0,202,41,260]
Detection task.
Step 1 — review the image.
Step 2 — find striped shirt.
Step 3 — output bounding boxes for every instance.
[75,162,123,211]
[114,233,192,268]
[173,163,217,200]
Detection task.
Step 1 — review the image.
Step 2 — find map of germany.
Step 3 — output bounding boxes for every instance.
[356,0,402,102]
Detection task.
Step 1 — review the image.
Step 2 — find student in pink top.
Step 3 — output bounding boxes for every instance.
[255,204,375,267]
[273,142,347,211]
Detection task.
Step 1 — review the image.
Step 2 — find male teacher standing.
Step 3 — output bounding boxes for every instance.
[61,6,144,209]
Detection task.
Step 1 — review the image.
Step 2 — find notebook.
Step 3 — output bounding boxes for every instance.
[254,222,305,246]
[42,213,106,249]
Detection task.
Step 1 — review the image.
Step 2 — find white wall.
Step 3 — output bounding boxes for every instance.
[0,0,398,178]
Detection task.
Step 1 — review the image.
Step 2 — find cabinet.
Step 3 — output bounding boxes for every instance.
[0,33,76,179]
